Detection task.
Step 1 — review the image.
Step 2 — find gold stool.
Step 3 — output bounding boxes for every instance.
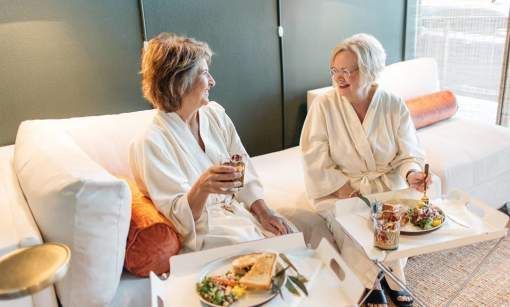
[0,242,70,299]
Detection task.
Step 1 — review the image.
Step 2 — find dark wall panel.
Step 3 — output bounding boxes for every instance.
[0,0,147,146]
[1,0,407,154]
[281,0,406,147]
[143,0,283,155]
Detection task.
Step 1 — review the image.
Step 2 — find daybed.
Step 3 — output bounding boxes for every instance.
[1,58,509,307]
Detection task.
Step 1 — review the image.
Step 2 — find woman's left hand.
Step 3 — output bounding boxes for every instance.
[407,170,432,192]
[258,214,289,236]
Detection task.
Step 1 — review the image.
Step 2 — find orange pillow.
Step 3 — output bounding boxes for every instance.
[123,179,181,277]
[405,90,458,129]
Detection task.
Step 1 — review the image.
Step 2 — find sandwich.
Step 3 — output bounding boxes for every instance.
[238,253,276,290]
[382,202,402,212]
[381,202,402,221]
[232,253,261,275]
[381,202,409,225]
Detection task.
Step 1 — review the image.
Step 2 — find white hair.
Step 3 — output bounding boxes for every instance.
[330,33,387,87]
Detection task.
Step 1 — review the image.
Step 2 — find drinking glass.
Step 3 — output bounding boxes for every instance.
[220,154,246,193]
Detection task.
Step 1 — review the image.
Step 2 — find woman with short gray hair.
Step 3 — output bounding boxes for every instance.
[330,33,387,88]
[300,33,430,306]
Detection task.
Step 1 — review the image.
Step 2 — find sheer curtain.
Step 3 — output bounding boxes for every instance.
[411,0,510,126]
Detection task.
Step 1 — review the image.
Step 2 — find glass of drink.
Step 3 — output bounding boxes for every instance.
[373,216,401,250]
[220,154,246,192]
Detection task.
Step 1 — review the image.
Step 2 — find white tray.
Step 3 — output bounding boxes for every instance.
[150,233,365,307]
[334,189,509,262]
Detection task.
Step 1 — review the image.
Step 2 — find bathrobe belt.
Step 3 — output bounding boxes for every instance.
[351,169,392,196]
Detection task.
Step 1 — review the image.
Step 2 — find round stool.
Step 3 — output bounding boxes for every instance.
[0,243,70,299]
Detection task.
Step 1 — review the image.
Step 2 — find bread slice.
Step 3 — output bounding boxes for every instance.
[232,253,261,275]
[239,253,276,290]
[382,202,401,212]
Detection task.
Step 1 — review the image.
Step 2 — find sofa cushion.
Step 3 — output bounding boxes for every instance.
[58,110,155,178]
[405,90,457,129]
[14,121,131,307]
[251,147,335,248]
[124,179,181,277]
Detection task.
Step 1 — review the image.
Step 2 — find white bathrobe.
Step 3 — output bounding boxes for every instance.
[129,102,271,252]
[301,86,425,199]
[300,85,425,288]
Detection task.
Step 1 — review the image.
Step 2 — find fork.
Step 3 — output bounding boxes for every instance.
[420,163,430,205]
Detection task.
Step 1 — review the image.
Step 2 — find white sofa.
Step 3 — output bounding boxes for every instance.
[1,57,509,307]
[0,111,331,307]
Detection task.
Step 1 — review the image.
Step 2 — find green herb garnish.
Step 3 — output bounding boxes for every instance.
[289,275,308,296]
[285,279,300,296]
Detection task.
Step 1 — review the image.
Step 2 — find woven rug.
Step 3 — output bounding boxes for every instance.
[399,233,510,307]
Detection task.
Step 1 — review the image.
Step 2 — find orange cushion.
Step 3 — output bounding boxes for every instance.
[123,179,181,277]
[405,90,458,129]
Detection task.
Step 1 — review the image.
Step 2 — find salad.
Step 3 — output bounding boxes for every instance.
[197,271,246,306]
[406,201,444,230]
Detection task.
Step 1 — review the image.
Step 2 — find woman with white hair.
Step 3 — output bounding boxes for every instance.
[300,33,431,306]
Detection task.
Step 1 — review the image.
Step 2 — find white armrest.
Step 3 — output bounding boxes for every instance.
[0,180,19,255]
[378,57,440,100]
[0,146,58,307]
[0,146,42,256]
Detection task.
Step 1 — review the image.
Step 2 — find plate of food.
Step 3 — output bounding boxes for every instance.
[384,199,446,234]
[196,252,286,307]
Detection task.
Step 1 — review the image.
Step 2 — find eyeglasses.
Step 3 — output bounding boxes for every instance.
[329,66,359,79]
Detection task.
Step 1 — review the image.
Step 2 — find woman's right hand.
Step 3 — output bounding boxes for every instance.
[406,170,432,192]
[195,165,242,194]
[188,165,242,220]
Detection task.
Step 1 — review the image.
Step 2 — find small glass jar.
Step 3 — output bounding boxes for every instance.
[373,217,400,250]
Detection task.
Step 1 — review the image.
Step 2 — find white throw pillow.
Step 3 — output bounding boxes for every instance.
[14,121,131,307]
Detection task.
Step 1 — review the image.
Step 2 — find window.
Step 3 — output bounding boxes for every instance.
[412,0,510,124]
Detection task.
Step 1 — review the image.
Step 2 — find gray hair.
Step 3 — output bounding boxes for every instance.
[330,33,386,87]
